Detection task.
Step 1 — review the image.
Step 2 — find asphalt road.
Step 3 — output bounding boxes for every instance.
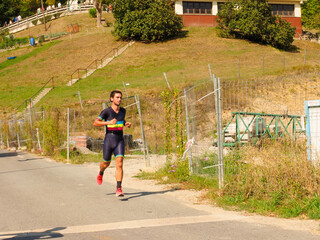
[0,150,319,240]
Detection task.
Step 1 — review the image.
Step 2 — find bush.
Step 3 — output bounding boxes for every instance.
[112,0,183,42]
[89,8,97,18]
[217,0,295,50]
[302,0,320,30]
[0,34,29,49]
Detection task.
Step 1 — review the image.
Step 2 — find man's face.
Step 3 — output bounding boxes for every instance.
[111,93,122,106]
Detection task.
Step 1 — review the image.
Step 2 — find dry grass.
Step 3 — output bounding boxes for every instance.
[225,139,320,199]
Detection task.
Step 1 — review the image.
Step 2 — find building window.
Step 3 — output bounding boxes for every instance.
[183,1,212,14]
[270,4,294,17]
[217,2,226,12]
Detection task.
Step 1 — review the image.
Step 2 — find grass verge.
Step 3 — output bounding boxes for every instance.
[137,139,320,219]
[0,41,61,71]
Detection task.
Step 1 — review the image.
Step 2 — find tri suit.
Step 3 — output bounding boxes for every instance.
[98,107,126,162]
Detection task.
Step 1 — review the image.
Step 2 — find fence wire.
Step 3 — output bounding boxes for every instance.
[2,70,320,182]
[1,96,149,164]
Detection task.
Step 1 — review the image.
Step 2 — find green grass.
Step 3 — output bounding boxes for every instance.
[0,41,61,71]
[1,15,320,116]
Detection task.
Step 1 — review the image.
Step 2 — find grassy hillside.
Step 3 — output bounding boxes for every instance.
[1,12,320,117]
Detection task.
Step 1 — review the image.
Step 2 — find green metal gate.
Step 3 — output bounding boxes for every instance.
[222,112,305,147]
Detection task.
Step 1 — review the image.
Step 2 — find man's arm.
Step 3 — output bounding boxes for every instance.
[93,118,117,127]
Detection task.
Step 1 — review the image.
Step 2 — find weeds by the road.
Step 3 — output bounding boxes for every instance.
[137,139,320,219]
[220,139,320,219]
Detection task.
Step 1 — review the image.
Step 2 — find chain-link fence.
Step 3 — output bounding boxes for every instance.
[0,95,150,165]
[179,69,320,186]
[2,68,320,187]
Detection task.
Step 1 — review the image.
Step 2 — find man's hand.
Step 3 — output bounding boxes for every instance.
[125,122,132,128]
[108,119,117,125]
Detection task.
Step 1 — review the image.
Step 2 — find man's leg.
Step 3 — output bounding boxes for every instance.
[97,160,110,185]
[115,156,123,182]
[115,156,124,196]
[100,161,111,174]
[97,135,112,185]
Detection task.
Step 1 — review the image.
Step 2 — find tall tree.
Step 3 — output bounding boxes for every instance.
[217,0,295,49]
[93,0,109,27]
[302,0,320,30]
[112,0,183,42]
[20,0,41,18]
[0,0,21,26]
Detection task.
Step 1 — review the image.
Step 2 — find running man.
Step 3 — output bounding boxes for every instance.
[93,90,131,197]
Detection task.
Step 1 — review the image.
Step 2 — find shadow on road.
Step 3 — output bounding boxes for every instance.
[0,152,18,158]
[106,188,180,201]
[18,158,44,162]
[0,227,65,240]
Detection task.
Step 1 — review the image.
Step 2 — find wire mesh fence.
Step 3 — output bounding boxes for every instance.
[2,68,320,187]
[0,96,149,165]
[179,69,320,184]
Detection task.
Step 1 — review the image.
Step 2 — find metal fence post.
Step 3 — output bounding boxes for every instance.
[67,108,70,162]
[17,132,21,149]
[217,77,224,188]
[238,59,240,79]
[122,81,128,98]
[78,91,83,110]
[36,128,41,151]
[213,75,224,189]
[136,95,150,167]
[0,120,3,149]
[184,88,193,173]
[42,110,45,154]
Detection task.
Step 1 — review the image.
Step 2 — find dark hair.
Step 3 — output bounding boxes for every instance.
[110,90,122,101]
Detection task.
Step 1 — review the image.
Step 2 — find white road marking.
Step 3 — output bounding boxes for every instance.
[0,214,246,237]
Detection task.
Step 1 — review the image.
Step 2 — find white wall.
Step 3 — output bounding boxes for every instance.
[175,1,183,15]
[294,3,301,17]
[213,1,218,15]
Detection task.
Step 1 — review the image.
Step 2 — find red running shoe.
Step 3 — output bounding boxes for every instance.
[97,174,103,185]
[116,187,124,197]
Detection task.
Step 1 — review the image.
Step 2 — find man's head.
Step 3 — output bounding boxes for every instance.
[110,90,122,106]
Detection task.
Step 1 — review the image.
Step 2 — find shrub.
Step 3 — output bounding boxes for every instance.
[112,0,183,42]
[89,8,97,18]
[302,0,320,30]
[217,0,295,50]
[0,35,29,49]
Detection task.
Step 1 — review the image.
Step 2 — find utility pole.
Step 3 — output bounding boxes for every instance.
[41,0,47,31]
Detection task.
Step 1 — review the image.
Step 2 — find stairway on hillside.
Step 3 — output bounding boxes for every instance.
[26,87,53,109]
[66,41,135,87]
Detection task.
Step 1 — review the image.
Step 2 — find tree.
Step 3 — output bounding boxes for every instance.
[93,0,110,27]
[112,0,183,42]
[20,0,41,18]
[302,0,320,30]
[0,0,21,26]
[217,0,295,49]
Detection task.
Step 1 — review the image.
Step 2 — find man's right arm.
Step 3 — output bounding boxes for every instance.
[93,118,117,127]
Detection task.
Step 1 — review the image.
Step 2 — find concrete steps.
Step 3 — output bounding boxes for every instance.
[66,41,135,87]
[26,87,53,109]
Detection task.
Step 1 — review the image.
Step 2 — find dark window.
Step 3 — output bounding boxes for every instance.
[217,2,226,12]
[182,1,212,15]
[270,4,294,16]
